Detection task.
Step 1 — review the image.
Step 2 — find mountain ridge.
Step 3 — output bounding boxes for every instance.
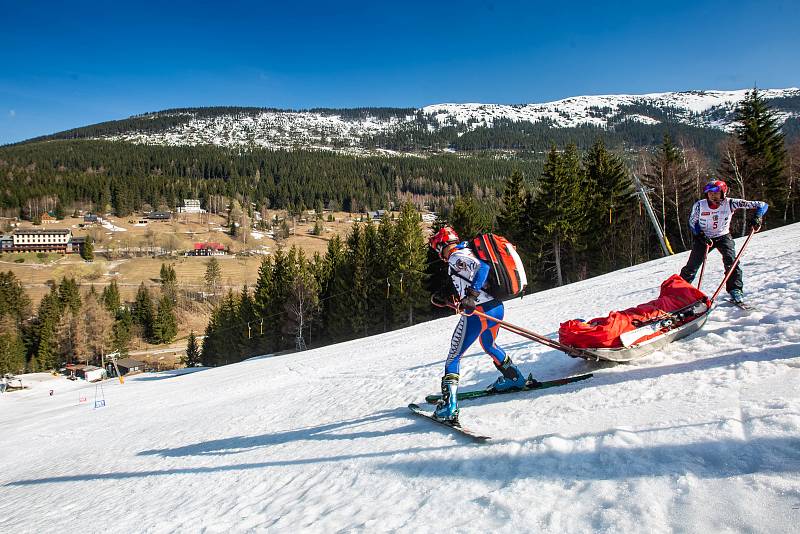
[18,87,800,154]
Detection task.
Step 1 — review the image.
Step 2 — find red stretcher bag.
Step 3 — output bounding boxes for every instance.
[558,275,709,349]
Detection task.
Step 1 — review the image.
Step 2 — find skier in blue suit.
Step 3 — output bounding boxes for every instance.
[429,226,526,422]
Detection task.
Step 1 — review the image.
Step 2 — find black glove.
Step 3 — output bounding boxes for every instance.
[749,216,762,232]
[696,232,713,247]
[459,287,480,314]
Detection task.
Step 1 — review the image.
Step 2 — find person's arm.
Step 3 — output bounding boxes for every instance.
[729,198,768,217]
[688,201,702,236]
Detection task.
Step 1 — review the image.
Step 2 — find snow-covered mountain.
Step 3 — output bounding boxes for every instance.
[92,87,800,152]
[2,223,799,533]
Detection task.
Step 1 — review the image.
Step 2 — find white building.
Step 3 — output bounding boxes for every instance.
[178,199,205,214]
[10,229,74,253]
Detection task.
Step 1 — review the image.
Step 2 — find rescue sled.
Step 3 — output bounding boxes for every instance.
[558,276,711,362]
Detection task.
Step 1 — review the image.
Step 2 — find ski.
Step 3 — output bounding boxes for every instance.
[727,298,756,311]
[424,373,593,404]
[408,403,491,442]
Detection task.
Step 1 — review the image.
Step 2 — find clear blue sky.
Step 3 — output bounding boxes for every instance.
[2,0,798,145]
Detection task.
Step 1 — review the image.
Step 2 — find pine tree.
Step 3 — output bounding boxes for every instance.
[204,257,222,298]
[252,255,275,354]
[0,315,26,375]
[583,139,636,271]
[132,282,155,341]
[317,235,347,343]
[389,203,428,328]
[732,87,789,222]
[153,294,178,344]
[450,195,489,239]
[31,287,63,371]
[58,278,81,315]
[112,307,133,356]
[101,280,121,313]
[496,169,527,242]
[0,271,32,323]
[184,330,201,367]
[81,235,94,261]
[526,144,588,286]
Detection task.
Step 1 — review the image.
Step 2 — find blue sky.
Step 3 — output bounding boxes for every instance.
[1,0,798,145]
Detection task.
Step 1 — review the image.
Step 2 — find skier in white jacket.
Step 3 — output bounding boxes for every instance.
[679,180,768,303]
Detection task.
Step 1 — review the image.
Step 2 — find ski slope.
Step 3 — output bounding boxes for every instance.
[2,224,800,533]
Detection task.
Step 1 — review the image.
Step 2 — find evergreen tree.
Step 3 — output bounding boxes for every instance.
[389,203,428,328]
[153,294,178,344]
[732,87,789,222]
[496,169,527,242]
[184,330,201,367]
[204,257,222,298]
[132,282,155,341]
[317,235,347,343]
[112,307,133,356]
[31,287,63,371]
[526,144,588,286]
[583,139,636,271]
[252,255,275,354]
[450,195,490,239]
[0,315,26,375]
[58,277,81,315]
[237,285,259,357]
[81,235,94,261]
[101,280,121,313]
[160,263,178,302]
[0,271,32,323]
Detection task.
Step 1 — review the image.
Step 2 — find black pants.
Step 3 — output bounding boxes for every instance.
[680,233,742,293]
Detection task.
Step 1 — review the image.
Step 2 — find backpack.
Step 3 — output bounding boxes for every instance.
[469,233,527,300]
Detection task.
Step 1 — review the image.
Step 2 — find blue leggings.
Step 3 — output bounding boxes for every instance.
[444,300,506,376]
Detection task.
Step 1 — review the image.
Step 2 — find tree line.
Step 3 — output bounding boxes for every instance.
[0,269,179,375]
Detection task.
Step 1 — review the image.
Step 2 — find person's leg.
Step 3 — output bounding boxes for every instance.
[680,238,709,283]
[436,314,482,420]
[443,314,482,377]
[477,301,526,391]
[716,234,743,293]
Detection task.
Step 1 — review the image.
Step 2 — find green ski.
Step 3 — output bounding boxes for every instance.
[424,373,593,403]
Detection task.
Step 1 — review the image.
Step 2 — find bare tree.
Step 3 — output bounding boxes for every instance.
[284,270,320,351]
[720,137,749,236]
[83,294,114,366]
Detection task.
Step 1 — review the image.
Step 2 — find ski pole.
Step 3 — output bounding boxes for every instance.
[710,228,755,303]
[696,243,710,290]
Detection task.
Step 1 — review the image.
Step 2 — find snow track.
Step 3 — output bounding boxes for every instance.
[2,224,800,533]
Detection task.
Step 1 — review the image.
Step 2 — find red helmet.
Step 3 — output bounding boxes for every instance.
[703,180,728,199]
[429,226,459,256]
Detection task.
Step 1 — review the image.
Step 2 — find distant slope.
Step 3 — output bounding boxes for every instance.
[16,88,800,154]
[2,223,799,532]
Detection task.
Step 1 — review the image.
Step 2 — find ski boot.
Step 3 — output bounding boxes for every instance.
[489,356,527,392]
[729,289,744,304]
[433,374,460,422]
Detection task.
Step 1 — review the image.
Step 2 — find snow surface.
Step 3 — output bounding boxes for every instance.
[2,224,800,533]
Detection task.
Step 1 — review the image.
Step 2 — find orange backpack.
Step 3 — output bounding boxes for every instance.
[469,234,527,300]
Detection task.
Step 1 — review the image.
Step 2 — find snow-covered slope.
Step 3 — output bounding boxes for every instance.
[102,88,800,151]
[2,224,800,533]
